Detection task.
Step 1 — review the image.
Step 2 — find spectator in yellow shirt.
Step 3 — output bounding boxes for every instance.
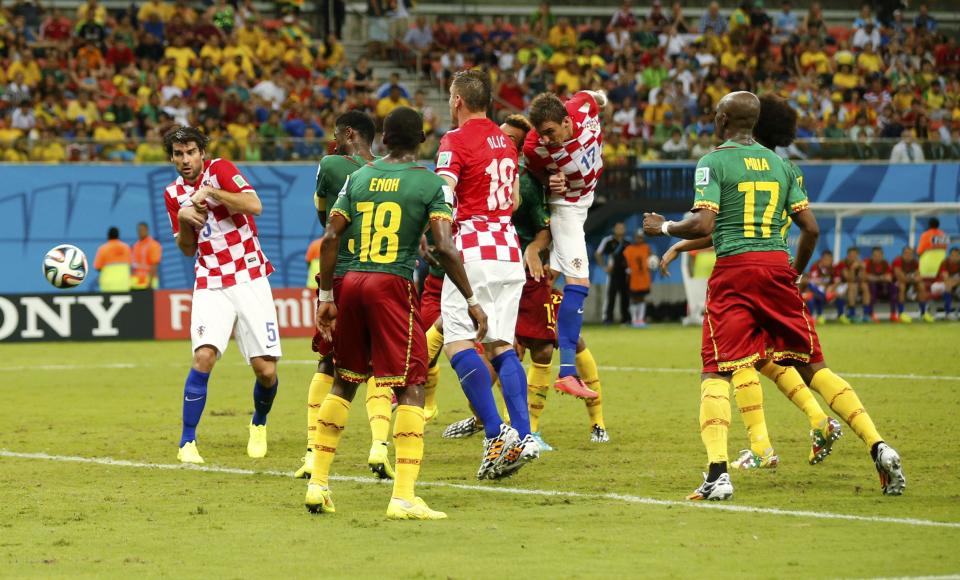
[893,83,914,113]
[547,17,577,49]
[0,118,24,147]
[832,64,860,90]
[554,61,581,93]
[800,41,830,74]
[644,92,672,125]
[93,113,127,159]
[199,35,224,65]
[173,0,197,24]
[7,52,41,88]
[257,29,287,64]
[227,112,255,147]
[375,85,411,120]
[164,35,196,69]
[66,93,100,125]
[76,0,107,25]
[237,18,263,51]
[857,43,882,75]
[135,128,167,162]
[322,33,345,66]
[220,54,255,84]
[138,0,175,23]
[30,129,67,163]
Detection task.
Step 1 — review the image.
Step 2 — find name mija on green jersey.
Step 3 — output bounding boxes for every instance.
[692,141,810,258]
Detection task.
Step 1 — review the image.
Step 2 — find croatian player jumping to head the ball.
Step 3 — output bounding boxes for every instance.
[162,126,281,464]
[524,89,608,400]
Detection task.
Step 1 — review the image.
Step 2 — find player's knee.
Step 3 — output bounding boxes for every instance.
[193,346,218,373]
[530,342,554,364]
[396,384,425,407]
[252,358,277,386]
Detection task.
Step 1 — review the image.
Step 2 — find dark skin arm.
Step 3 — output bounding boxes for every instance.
[658,235,713,277]
[524,227,551,281]
[429,218,488,341]
[790,208,819,276]
[642,209,716,240]
[314,213,347,341]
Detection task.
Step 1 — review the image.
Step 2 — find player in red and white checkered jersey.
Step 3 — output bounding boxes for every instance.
[435,70,539,479]
[524,90,608,398]
[162,126,281,466]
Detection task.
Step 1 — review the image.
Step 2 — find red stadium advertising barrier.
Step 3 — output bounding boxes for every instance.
[153,288,317,340]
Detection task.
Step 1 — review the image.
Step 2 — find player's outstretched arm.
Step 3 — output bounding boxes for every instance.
[643,210,716,240]
[584,90,608,108]
[429,218,488,341]
[791,209,820,275]
[525,228,552,282]
[659,236,714,277]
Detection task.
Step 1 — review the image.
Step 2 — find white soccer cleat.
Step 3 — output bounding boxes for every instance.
[687,473,734,501]
[874,442,906,496]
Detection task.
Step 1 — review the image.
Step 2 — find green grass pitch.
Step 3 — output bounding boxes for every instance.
[2,324,959,578]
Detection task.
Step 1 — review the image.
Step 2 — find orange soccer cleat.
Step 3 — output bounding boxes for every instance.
[554,375,599,399]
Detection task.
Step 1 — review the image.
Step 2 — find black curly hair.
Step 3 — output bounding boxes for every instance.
[163,126,209,157]
[754,94,797,149]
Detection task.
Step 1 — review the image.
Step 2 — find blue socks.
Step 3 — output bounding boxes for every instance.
[180,369,210,447]
[450,349,502,438]
[836,298,846,317]
[945,292,953,313]
[557,284,589,378]
[491,350,530,438]
[252,379,278,426]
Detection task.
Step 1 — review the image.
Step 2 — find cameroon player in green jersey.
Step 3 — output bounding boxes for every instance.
[305,106,487,520]
[297,111,400,483]
[644,92,904,500]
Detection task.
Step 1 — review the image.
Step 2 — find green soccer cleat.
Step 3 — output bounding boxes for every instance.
[809,417,843,465]
[731,448,779,470]
[922,312,935,323]
[838,314,852,324]
[899,313,913,324]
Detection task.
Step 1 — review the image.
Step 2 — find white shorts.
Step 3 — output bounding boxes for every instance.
[549,204,590,280]
[441,260,525,345]
[191,276,282,362]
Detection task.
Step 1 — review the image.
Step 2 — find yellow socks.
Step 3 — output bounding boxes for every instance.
[527,362,552,432]
[809,368,883,448]
[310,394,351,487]
[760,362,828,429]
[732,368,772,457]
[700,378,731,464]
[307,372,334,449]
[425,324,444,363]
[424,363,440,421]
[576,348,605,429]
[392,405,425,501]
[365,377,393,444]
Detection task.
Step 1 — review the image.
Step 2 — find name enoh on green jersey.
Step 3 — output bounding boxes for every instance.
[330,160,452,281]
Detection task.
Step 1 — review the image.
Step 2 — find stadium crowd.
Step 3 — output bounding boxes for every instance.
[0,0,958,163]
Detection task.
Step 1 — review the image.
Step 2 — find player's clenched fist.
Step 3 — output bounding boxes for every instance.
[178,205,208,229]
[642,212,666,236]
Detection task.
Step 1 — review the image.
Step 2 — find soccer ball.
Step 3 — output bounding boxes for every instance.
[648,254,661,271]
[43,244,88,289]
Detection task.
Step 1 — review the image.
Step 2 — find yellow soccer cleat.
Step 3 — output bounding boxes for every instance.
[838,314,852,324]
[816,315,826,325]
[900,313,913,324]
[386,497,447,520]
[305,483,336,514]
[177,441,204,464]
[922,312,935,323]
[294,448,314,479]
[247,424,268,458]
[368,441,395,480]
[424,404,439,423]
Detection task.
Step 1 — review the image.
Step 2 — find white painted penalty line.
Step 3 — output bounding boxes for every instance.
[2,449,959,531]
[2,360,959,383]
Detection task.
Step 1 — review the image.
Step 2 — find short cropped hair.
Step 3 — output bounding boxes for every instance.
[163,126,208,156]
[529,93,568,129]
[754,94,797,149]
[108,227,119,240]
[502,114,532,134]
[335,110,376,145]
[450,70,491,113]
[382,107,423,152]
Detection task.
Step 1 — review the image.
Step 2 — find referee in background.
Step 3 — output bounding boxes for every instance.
[596,222,629,325]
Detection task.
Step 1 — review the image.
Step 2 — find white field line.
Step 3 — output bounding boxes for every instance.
[3,359,959,383]
[2,449,959,530]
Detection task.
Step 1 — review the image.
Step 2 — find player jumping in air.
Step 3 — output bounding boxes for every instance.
[659,95,843,470]
[163,126,280,464]
[295,111,399,481]
[644,92,905,499]
[436,70,539,479]
[306,107,486,519]
[525,89,608,400]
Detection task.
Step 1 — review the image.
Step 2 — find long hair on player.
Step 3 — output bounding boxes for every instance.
[163,125,209,157]
[754,95,797,150]
[382,107,425,154]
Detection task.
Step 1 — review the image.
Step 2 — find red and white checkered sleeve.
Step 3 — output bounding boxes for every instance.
[211,159,256,193]
[165,186,181,236]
